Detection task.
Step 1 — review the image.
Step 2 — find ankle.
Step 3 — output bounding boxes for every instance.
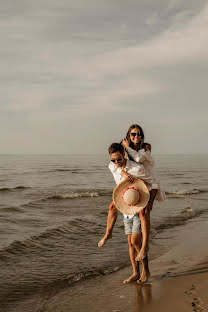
[141,246,148,252]
[106,231,112,236]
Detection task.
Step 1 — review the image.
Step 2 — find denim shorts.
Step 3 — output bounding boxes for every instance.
[123,214,141,235]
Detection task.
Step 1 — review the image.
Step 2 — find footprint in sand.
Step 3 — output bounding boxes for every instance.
[185,284,204,312]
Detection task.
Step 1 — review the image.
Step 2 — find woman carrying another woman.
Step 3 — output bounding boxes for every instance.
[98,124,165,265]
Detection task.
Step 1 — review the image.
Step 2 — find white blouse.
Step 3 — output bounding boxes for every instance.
[109,159,153,219]
[127,148,158,189]
[109,148,166,202]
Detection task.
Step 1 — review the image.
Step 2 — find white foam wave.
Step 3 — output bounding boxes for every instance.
[54,192,99,199]
[50,190,112,200]
[43,188,203,201]
[166,189,201,195]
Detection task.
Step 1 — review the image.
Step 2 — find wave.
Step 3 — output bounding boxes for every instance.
[33,168,96,174]
[40,188,206,202]
[0,216,100,257]
[0,186,31,192]
[22,188,205,206]
[19,189,113,208]
[1,203,205,259]
[0,206,24,213]
[41,167,104,173]
[165,189,206,196]
[47,168,82,173]
[41,189,113,201]
[0,260,129,308]
[49,263,128,290]
[0,204,206,304]
[152,207,203,233]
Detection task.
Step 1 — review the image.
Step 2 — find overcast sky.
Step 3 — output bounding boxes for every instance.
[1,0,208,154]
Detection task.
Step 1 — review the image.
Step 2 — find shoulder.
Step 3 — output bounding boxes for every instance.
[127,159,135,166]
[127,159,144,168]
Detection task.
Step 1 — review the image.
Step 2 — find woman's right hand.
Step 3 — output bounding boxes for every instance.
[121,171,134,183]
[146,143,152,152]
[122,138,130,150]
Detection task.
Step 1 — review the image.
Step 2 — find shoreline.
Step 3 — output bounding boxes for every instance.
[34,259,208,312]
[11,215,208,312]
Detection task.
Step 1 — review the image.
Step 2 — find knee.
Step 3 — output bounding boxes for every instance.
[128,237,133,247]
[130,237,138,248]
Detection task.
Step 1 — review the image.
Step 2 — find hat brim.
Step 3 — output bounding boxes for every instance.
[113,178,150,215]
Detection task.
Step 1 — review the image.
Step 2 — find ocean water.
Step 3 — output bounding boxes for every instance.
[0,154,207,311]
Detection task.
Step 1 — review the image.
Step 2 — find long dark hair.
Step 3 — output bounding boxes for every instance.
[126,124,145,149]
[125,124,150,160]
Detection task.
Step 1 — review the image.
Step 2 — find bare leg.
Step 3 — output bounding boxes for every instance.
[98,201,117,247]
[136,190,157,261]
[123,233,141,284]
[142,284,152,304]
[131,232,142,255]
[138,257,150,284]
[135,212,150,261]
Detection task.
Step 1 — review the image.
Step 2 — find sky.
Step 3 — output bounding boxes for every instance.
[1,0,208,154]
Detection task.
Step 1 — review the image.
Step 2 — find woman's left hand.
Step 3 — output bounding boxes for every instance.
[142,202,153,215]
[122,138,130,149]
[145,143,152,152]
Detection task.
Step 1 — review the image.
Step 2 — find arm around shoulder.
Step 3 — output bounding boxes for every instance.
[108,161,123,174]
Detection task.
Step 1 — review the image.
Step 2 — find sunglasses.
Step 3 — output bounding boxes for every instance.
[111,158,123,163]
[130,132,141,137]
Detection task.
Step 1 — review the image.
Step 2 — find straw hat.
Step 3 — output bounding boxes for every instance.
[113,178,150,215]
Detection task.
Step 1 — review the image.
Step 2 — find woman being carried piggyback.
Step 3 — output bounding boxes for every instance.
[98,124,165,268]
[120,124,165,261]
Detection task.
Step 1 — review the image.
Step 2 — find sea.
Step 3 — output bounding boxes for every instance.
[0,154,208,311]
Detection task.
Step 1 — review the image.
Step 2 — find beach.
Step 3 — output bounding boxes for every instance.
[0,154,207,311]
[10,210,208,312]
[40,262,208,312]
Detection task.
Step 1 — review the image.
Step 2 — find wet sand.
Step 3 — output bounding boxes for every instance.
[34,260,208,312]
[12,217,208,312]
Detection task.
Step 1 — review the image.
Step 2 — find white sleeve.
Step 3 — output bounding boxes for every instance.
[128,162,152,189]
[136,164,153,187]
[108,161,123,174]
[127,148,154,164]
[127,147,146,163]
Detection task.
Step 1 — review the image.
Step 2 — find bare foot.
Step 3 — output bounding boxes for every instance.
[137,269,150,284]
[98,233,112,248]
[123,273,140,284]
[135,249,147,262]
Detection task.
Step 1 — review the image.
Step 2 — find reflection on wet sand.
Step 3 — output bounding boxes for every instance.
[135,283,152,311]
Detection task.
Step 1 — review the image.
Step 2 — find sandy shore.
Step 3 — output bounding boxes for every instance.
[37,259,207,312]
[12,217,208,312]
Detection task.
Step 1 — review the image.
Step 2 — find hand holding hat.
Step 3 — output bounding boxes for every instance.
[113,178,150,215]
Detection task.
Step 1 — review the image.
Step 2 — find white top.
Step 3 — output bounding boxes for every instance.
[109,159,153,219]
[109,148,166,202]
[127,147,158,189]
